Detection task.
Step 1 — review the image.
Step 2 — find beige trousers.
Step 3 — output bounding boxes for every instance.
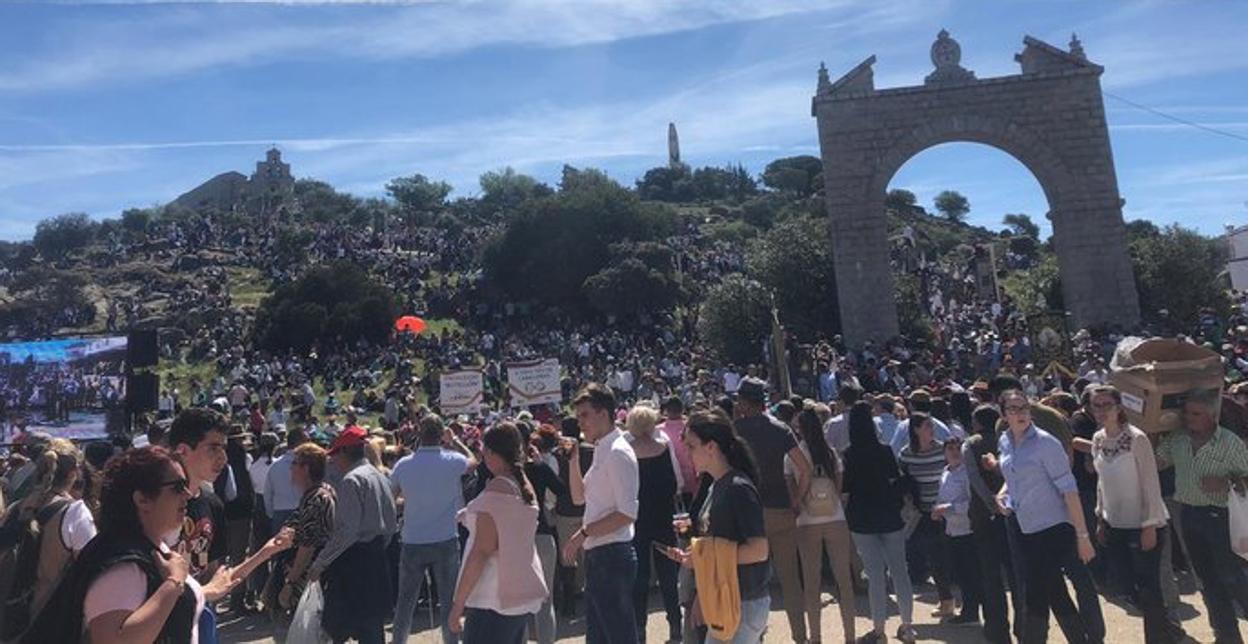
[764,508,806,642]
[797,520,857,642]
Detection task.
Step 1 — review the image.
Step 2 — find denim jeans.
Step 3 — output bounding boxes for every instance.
[1104,526,1177,644]
[852,529,913,631]
[584,541,638,644]
[392,538,461,644]
[1181,504,1248,644]
[705,595,770,644]
[463,608,527,644]
[1018,523,1093,644]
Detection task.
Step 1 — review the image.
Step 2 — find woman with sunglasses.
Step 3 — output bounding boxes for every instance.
[22,447,242,643]
[1088,385,1179,643]
[994,390,1096,644]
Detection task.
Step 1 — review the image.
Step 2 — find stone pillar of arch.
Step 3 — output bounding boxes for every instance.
[812,31,1140,347]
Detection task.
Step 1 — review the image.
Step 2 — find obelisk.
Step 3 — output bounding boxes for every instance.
[668,122,681,168]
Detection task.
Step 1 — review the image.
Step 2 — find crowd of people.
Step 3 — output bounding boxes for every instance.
[4,179,1248,644]
[0,335,1244,644]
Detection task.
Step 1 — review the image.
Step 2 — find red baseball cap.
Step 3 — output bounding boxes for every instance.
[328,425,368,455]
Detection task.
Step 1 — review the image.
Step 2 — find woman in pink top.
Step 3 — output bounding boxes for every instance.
[449,422,549,643]
[660,396,697,496]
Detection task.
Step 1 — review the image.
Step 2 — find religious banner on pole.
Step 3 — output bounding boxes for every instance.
[507,359,562,408]
[439,369,483,415]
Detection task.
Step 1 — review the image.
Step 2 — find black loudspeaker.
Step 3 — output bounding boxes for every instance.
[128,372,159,412]
[128,330,158,368]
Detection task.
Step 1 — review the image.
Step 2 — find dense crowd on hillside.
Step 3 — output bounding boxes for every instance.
[3,172,1248,644]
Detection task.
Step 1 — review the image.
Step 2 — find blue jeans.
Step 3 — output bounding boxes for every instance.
[393,539,461,644]
[584,541,638,644]
[852,529,913,631]
[705,595,769,644]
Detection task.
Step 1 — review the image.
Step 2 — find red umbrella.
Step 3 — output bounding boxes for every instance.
[394,315,427,334]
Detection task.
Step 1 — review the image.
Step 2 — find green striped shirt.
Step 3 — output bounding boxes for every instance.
[1155,427,1248,508]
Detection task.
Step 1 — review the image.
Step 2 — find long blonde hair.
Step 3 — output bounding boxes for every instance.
[25,439,83,512]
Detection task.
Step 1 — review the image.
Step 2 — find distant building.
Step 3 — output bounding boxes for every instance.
[172,147,295,214]
[1228,224,1248,291]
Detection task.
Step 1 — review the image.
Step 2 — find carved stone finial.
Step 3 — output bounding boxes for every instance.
[817,61,831,94]
[1069,33,1086,59]
[926,29,975,85]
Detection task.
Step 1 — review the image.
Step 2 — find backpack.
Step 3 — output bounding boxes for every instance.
[0,497,72,642]
[802,464,841,518]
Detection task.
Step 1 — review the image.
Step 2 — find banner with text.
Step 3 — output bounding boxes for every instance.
[440,369,483,415]
[507,359,562,408]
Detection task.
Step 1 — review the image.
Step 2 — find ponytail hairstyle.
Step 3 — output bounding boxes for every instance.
[686,409,759,484]
[28,438,84,511]
[483,422,535,505]
[907,411,932,454]
[796,406,836,478]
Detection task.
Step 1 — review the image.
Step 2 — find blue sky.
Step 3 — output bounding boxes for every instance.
[0,0,1245,241]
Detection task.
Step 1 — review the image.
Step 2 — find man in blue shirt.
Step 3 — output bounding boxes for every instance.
[817,361,838,403]
[390,414,477,644]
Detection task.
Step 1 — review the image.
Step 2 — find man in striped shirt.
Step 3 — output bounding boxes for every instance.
[1155,390,1248,644]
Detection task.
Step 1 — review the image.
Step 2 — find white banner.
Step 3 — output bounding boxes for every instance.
[439,370,483,415]
[507,359,562,408]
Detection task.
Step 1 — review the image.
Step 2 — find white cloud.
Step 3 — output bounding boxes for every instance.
[0,0,864,92]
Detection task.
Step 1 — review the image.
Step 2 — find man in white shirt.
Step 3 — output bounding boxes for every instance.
[722,366,742,394]
[562,384,639,644]
[264,429,307,531]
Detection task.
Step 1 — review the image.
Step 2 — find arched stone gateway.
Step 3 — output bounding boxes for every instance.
[813,31,1140,347]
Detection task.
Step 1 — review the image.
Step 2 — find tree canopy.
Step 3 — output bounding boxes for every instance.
[482,169,677,309]
[934,190,970,223]
[746,216,839,338]
[253,262,398,352]
[698,275,772,365]
[386,173,452,213]
[33,213,98,261]
[1130,223,1228,326]
[761,156,823,197]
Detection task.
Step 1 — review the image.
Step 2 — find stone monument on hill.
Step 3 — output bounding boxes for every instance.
[668,122,681,168]
[812,31,1140,347]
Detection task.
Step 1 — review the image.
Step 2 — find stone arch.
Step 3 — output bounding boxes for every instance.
[812,32,1140,346]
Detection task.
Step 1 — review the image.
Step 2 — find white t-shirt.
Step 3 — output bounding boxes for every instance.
[784,442,846,526]
[249,456,273,498]
[61,500,97,552]
[83,550,204,643]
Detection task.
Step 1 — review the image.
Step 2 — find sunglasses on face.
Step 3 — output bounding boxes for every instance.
[159,478,190,495]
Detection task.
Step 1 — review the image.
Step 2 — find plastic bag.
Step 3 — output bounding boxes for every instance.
[286,582,330,644]
[1228,487,1248,562]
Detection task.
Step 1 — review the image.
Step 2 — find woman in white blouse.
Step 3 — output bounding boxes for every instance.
[1088,385,1179,644]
